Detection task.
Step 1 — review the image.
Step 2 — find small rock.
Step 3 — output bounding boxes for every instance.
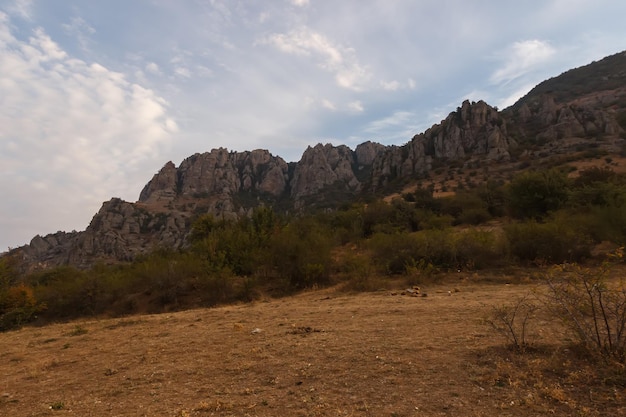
[251,328,262,334]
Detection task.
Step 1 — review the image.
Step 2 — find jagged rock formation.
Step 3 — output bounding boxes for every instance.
[140,149,290,204]
[9,51,626,271]
[20,199,189,270]
[505,50,626,148]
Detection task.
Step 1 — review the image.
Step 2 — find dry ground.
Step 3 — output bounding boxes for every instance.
[1,279,625,416]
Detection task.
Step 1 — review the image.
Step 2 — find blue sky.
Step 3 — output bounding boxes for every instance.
[1,0,626,251]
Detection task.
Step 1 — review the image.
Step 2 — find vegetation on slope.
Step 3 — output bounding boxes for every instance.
[1,166,626,331]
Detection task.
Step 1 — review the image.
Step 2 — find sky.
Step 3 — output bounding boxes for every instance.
[1,0,626,252]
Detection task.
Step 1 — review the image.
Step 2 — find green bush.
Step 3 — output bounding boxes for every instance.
[504,220,591,263]
[31,266,99,319]
[455,230,507,269]
[367,232,424,274]
[507,169,570,219]
[268,218,333,288]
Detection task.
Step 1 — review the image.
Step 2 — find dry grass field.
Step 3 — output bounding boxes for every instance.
[1,277,626,416]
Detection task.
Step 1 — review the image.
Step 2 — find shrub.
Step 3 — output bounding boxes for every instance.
[507,169,570,219]
[484,294,538,352]
[439,192,492,225]
[456,207,492,226]
[543,250,626,362]
[31,266,98,319]
[0,284,44,331]
[504,220,591,264]
[368,232,424,274]
[268,218,333,288]
[455,230,507,269]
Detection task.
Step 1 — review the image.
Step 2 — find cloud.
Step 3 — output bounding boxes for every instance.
[175,66,191,78]
[321,98,336,110]
[145,61,161,74]
[360,110,426,145]
[381,80,400,91]
[496,83,537,109]
[290,0,310,6]
[490,39,556,85]
[0,14,176,248]
[348,100,364,113]
[4,0,33,20]
[262,27,371,91]
[62,16,95,51]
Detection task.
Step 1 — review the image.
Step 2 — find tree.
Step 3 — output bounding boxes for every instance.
[507,169,569,219]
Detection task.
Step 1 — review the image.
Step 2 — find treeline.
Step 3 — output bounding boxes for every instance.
[1,166,625,330]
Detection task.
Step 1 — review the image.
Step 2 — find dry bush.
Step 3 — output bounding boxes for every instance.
[543,249,626,362]
[484,294,539,352]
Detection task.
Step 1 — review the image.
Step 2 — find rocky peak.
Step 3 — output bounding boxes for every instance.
[290,143,361,202]
[423,100,514,160]
[138,148,289,204]
[139,161,178,203]
[355,141,386,166]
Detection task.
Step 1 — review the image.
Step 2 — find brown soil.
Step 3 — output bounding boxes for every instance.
[1,280,625,416]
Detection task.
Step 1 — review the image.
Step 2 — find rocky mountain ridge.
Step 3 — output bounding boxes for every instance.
[10,51,626,271]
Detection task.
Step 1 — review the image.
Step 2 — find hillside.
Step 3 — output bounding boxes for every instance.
[5,50,626,271]
[2,51,626,417]
[2,279,625,417]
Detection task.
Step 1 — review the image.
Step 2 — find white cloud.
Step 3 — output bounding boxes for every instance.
[145,61,161,74]
[0,16,175,248]
[175,66,191,78]
[321,98,336,110]
[195,64,213,77]
[361,110,427,144]
[263,27,371,91]
[290,0,310,6]
[496,83,536,109]
[408,78,416,89]
[62,16,95,51]
[364,111,415,134]
[381,80,400,91]
[259,11,270,23]
[348,100,364,113]
[5,0,33,20]
[490,39,556,85]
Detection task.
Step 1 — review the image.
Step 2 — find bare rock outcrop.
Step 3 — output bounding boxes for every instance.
[370,100,513,188]
[424,100,514,160]
[140,148,289,203]
[290,144,360,203]
[139,161,178,203]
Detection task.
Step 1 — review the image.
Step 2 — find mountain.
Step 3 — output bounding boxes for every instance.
[9,51,626,271]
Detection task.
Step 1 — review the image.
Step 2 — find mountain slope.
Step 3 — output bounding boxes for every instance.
[9,51,626,271]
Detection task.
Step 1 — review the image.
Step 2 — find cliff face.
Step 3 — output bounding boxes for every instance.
[11,51,626,270]
[21,199,189,270]
[140,149,290,204]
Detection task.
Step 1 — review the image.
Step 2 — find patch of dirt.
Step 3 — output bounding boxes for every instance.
[1,281,624,416]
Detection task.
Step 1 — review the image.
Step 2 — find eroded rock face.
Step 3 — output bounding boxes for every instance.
[17,198,190,270]
[355,141,386,166]
[14,83,626,271]
[425,100,514,159]
[290,144,360,202]
[139,161,178,203]
[11,101,519,269]
[139,148,289,202]
[370,100,513,189]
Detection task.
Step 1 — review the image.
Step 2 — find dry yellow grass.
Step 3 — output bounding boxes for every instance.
[1,279,625,416]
